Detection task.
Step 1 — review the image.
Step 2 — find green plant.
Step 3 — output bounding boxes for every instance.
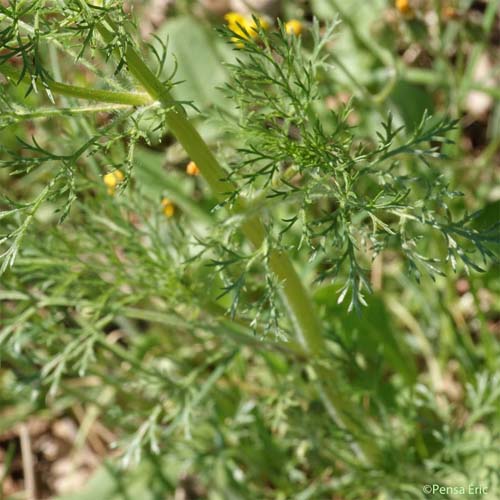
[1,1,499,498]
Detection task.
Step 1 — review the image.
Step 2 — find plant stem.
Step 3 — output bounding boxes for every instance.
[1,104,131,121]
[0,63,152,106]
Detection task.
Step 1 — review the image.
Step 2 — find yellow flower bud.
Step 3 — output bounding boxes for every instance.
[113,169,125,182]
[161,197,175,218]
[224,12,269,45]
[396,0,413,15]
[224,12,246,28]
[103,173,117,188]
[285,20,303,36]
[103,169,125,195]
[186,161,200,176]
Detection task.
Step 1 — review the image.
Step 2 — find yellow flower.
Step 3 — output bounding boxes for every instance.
[103,169,125,195]
[285,20,303,36]
[161,197,175,218]
[395,0,413,15]
[224,12,269,45]
[186,160,200,176]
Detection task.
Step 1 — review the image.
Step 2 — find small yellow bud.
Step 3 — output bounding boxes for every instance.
[186,161,200,176]
[103,173,117,188]
[161,197,175,218]
[285,20,303,36]
[224,12,246,27]
[225,12,250,40]
[395,0,412,15]
[224,12,269,45]
[103,169,125,195]
[224,12,246,26]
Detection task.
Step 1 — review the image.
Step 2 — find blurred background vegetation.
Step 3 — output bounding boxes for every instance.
[0,0,499,499]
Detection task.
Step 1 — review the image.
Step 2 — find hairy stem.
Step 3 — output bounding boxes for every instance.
[1,104,131,121]
[0,63,152,106]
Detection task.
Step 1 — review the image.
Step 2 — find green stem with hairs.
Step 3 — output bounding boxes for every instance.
[0,63,152,106]
[1,104,132,121]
